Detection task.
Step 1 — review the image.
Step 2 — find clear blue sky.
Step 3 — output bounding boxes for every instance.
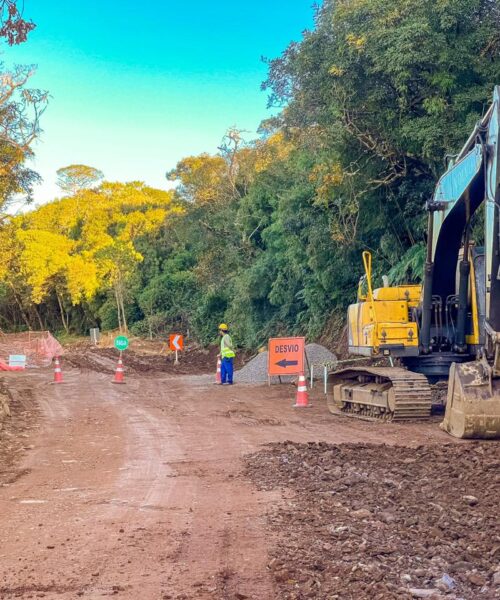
[5,1,314,204]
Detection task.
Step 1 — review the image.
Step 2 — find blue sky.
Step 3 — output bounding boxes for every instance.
[5,1,314,204]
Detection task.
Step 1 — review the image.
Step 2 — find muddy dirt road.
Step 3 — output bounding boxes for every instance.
[0,368,461,599]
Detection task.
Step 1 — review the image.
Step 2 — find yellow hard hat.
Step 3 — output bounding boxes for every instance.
[218,323,228,331]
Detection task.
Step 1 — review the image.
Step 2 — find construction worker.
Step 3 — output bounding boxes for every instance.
[218,323,235,384]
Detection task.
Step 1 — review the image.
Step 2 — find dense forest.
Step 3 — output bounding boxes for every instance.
[0,0,499,348]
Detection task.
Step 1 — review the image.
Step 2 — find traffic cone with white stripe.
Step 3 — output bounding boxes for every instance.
[216,357,222,384]
[293,373,310,407]
[112,355,125,384]
[52,356,63,384]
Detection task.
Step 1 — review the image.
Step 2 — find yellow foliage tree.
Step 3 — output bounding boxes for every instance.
[167,154,229,204]
[0,181,178,332]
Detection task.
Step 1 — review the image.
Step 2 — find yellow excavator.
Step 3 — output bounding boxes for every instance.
[328,87,500,439]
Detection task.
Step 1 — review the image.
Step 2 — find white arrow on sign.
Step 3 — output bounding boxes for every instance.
[172,334,182,350]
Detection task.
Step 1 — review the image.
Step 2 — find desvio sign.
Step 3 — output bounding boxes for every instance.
[268,337,305,376]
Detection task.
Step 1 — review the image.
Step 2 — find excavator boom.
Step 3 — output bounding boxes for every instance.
[440,86,500,438]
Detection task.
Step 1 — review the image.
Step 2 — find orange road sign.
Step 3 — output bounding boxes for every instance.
[169,334,184,351]
[268,337,305,376]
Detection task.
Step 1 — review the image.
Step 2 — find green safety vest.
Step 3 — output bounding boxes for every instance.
[221,333,236,359]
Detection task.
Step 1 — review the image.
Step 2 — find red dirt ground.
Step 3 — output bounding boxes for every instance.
[62,342,250,376]
[0,359,495,600]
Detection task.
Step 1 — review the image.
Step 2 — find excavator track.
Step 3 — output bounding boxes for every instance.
[327,367,432,422]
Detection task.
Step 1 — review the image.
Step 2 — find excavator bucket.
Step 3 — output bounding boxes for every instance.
[441,362,500,439]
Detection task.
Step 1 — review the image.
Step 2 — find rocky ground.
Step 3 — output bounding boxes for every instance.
[245,441,500,600]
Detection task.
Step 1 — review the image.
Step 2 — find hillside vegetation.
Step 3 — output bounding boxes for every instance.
[1,0,499,348]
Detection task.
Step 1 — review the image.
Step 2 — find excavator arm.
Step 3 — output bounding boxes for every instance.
[421,87,500,356]
[437,86,500,437]
[483,87,500,374]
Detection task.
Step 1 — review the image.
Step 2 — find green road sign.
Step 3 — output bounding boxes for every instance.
[114,335,129,351]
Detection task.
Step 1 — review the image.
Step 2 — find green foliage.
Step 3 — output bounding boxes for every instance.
[0,0,499,348]
[97,296,120,330]
[388,244,426,284]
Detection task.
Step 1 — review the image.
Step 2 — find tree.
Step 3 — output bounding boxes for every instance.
[0,181,178,333]
[167,153,229,204]
[96,241,142,333]
[0,1,35,46]
[262,0,500,277]
[1,0,500,349]
[0,63,47,208]
[56,165,104,196]
[0,4,45,210]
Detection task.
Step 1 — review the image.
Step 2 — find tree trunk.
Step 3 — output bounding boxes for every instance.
[114,287,122,332]
[33,305,44,331]
[56,291,69,334]
[115,271,128,333]
[9,285,31,330]
[119,292,128,333]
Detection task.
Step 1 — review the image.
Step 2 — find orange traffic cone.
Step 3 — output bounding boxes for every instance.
[52,356,63,384]
[216,358,222,384]
[293,373,310,407]
[112,356,125,384]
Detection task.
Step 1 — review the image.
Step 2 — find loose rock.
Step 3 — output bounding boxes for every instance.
[245,442,500,600]
[409,589,440,599]
[463,495,479,506]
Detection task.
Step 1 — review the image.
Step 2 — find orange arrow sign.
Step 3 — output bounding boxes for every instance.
[169,334,184,351]
[268,337,305,376]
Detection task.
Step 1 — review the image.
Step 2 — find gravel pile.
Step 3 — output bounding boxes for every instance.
[245,441,500,600]
[236,351,270,383]
[305,342,338,369]
[236,343,336,383]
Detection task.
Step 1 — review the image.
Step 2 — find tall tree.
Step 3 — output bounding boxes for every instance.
[0,3,44,209]
[56,165,104,196]
[263,0,500,280]
[0,63,47,208]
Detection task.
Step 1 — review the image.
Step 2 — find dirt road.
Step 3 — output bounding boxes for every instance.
[0,367,457,599]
